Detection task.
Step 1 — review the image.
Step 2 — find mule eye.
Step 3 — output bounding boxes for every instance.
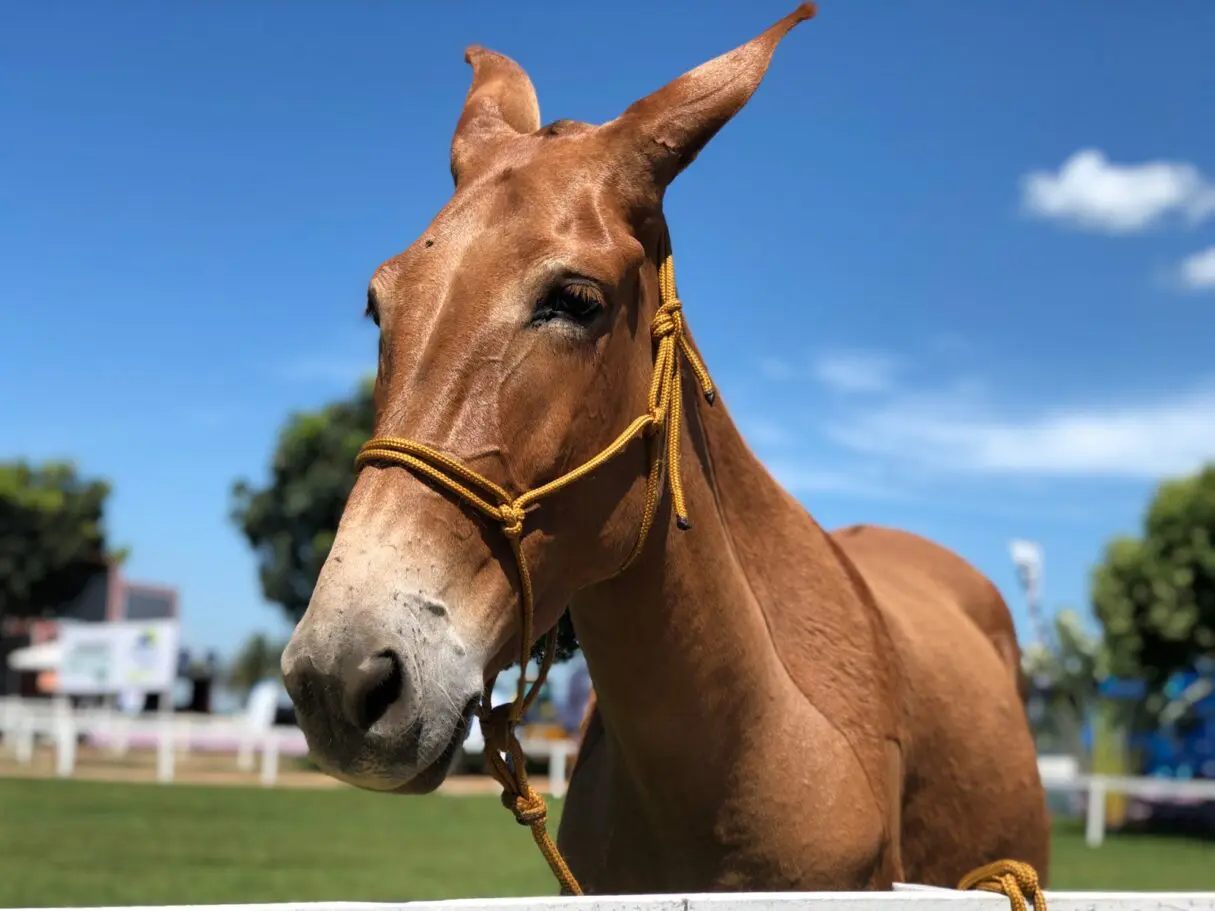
[534,282,604,326]
[364,288,381,327]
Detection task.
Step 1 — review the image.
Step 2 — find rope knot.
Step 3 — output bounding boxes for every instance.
[506,787,549,827]
[958,859,1046,911]
[651,300,684,340]
[499,503,526,538]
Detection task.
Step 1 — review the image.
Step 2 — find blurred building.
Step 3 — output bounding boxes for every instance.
[0,561,178,698]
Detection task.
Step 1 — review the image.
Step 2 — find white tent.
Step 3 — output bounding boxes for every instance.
[6,640,62,672]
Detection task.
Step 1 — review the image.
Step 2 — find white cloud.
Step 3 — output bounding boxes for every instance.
[826,384,1215,479]
[1180,246,1215,290]
[812,350,899,394]
[1021,149,1215,234]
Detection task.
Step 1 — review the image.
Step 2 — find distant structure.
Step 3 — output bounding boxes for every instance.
[178,648,222,714]
[0,561,178,699]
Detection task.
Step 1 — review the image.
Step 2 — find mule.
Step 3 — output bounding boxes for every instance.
[281,3,1050,895]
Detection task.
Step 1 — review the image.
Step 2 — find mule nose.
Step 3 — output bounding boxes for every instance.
[282,643,413,734]
[343,651,406,732]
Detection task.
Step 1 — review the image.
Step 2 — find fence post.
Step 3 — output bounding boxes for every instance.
[260,730,280,788]
[15,706,35,764]
[1085,776,1107,847]
[53,698,76,778]
[237,729,256,771]
[157,716,175,783]
[549,741,571,799]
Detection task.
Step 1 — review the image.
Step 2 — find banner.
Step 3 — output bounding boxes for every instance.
[57,619,181,695]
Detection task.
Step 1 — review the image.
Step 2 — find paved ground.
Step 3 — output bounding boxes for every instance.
[0,745,546,794]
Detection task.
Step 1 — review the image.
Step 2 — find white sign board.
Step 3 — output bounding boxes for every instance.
[57,619,180,695]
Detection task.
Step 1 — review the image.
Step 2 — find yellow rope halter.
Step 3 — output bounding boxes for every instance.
[353,230,1048,909]
[354,228,712,897]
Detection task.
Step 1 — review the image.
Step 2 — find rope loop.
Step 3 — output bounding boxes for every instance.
[958,859,1047,911]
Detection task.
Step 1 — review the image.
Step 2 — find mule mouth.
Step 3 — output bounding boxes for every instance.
[388,694,480,795]
[304,693,480,795]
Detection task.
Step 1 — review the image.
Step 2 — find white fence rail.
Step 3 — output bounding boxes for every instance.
[9,890,1215,911]
[1033,752,1215,848]
[0,695,302,785]
[1076,774,1215,848]
[0,696,577,794]
[3,696,1212,811]
[3,696,1211,811]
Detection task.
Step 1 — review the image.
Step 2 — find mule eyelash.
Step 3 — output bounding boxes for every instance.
[533,281,605,327]
[365,289,381,327]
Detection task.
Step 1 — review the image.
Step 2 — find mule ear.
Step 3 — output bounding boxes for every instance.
[606,4,815,191]
[450,46,542,186]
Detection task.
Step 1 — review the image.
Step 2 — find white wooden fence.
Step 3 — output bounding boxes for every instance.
[0,696,577,794]
[0,694,302,785]
[9,889,1215,911]
[9,693,1209,836]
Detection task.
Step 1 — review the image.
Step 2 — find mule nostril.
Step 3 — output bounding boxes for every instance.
[348,650,405,731]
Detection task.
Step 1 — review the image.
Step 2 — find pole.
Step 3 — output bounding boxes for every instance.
[1010,539,1050,650]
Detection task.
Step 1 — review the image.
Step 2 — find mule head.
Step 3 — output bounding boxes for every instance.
[281,4,816,794]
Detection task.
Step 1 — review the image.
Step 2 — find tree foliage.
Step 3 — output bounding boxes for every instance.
[0,459,119,621]
[1022,607,1109,760]
[226,632,287,696]
[231,379,376,624]
[231,379,579,664]
[1091,462,1215,697]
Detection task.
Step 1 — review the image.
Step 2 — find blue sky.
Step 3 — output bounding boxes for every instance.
[3,1,1213,658]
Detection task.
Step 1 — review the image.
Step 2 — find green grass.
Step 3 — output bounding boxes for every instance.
[1048,818,1215,891]
[0,778,1212,907]
[0,779,559,907]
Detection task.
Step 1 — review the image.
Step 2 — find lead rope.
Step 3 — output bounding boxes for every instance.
[355,234,1047,907]
[959,860,1047,910]
[354,228,711,897]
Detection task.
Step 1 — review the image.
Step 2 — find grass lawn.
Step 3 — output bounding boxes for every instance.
[1,778,1212,907]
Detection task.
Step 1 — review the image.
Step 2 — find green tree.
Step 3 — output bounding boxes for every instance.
[1022,607,1110,761]
[227,632,287,697]
[232,378,376,624]
[0,459,122,620]
[231,378,578,664]
[1091,462,1215,719]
